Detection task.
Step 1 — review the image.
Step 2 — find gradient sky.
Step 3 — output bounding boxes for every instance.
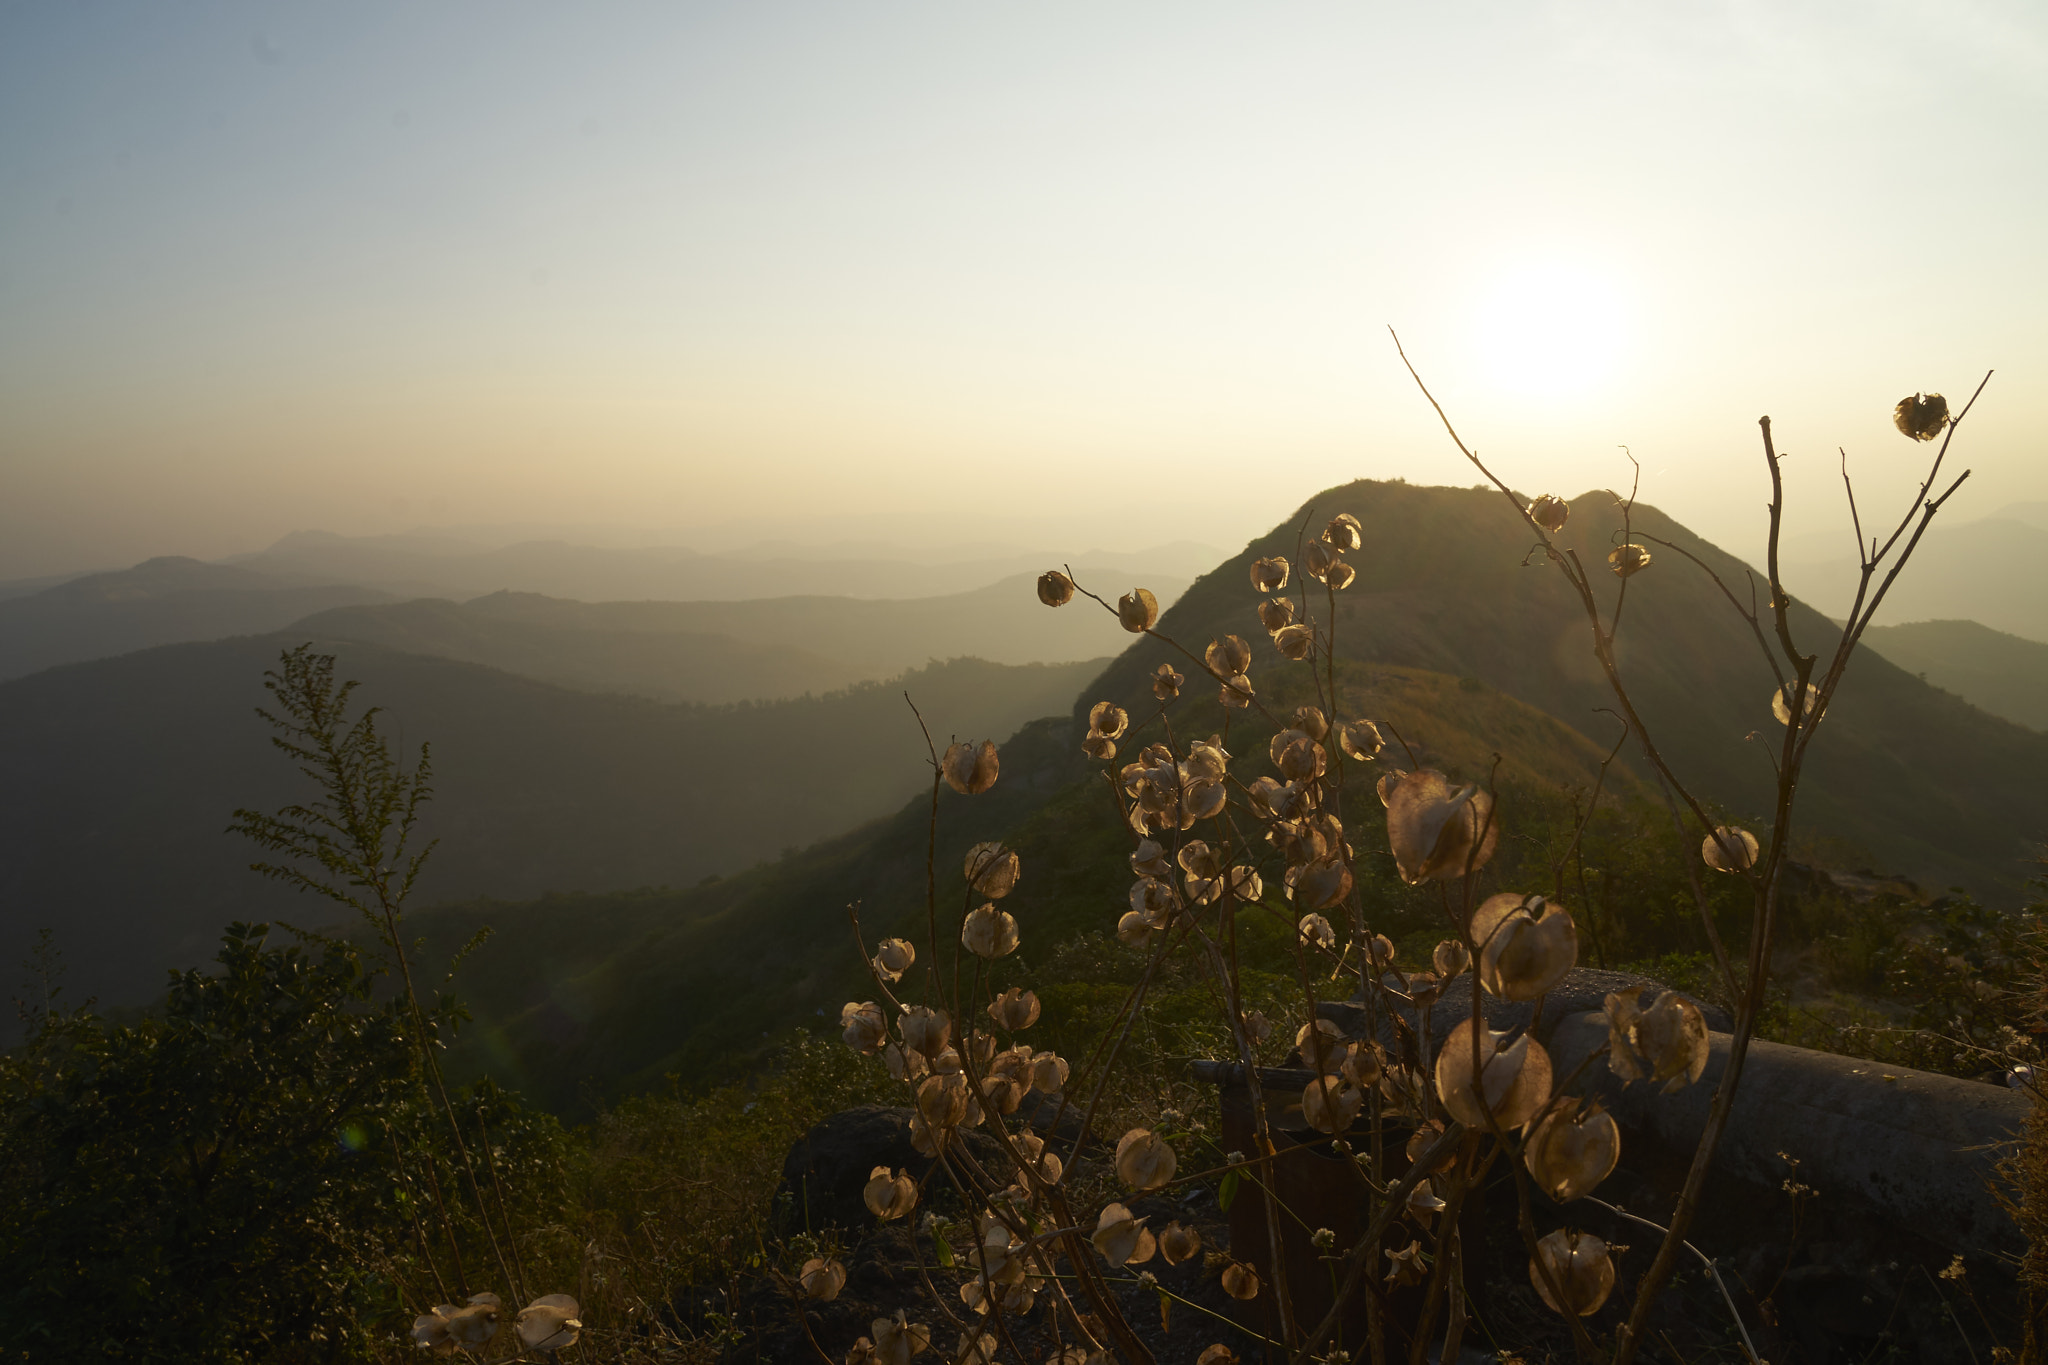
[2,2,2043,579]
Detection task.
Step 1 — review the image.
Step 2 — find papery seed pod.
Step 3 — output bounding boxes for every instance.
[872,938,916,983]
[965,842,1021,898]
[1205,634,1252,678]
[1130,875,1177,921]
[1529,1229,1616,1316]
[1523,1097,1621,1202]
[1115,1127,1177,1189]
[953,1331,1000,1365]
[865,1166,920,1220]
[915,1073,971,1129]
[1385,770,1499,884]
[1152,663,1185,699]
[1298,913,1337,951]
[1338,720,1383,761]
[1129,840,1170,881]
[1186,736,1230,777]
[411,1307,457,1355]
[1379,1064,1427,1121]
[1090,1203,1157,1265]
[1249,556,1290,592]
[1225,865,1262,902]
[1276,736,1327,782]
[1405,969,1445,1006]
[1081,734,1117,762]
[1470,893,1577,1001]
[1326,562,1357,591]
[1365,933,1397,969]
[1219,673,1254,709]
[1289,705,1328,741]
[1341,1039,1384,1088]
[872,1311,933,1365]
[1037,571,1075,607]
[1405,1180,1447,1229]
[1305,540,1340,581]
[1527,495,1571,533]
[442,1295,501,1350]
[1302,1074,1363,1134]
[1406,1117,1455,1172]
[1196,1347,1238,1365]
[1376,772,1404,807]
[1701,825,1760,872]
[988,987,1041,1031]
[1159,1221,1202,1265]
[1267,728,1309,766]
[1221,1262,1261,1301]
[1295,856,1354,911]
[930,1044,965,1074]
[1771,682,1823,726]
[1116,910,1157,948]
[1432,939,1472,978]
[1257,596,1296,632]
[943,740,1001,795]
[1894,392,1949,441]
[1240,1009,1272,1045]
[1177,840,1223,879]
[848,1337,878,1365]
[1383,1240,1427,1285]
[883,1041,928,1082]
[1434,1017,1553,1130]
[1269,623,1315,663]
[1324,513,1364,552]
[1605,987,1710,1092]
[1088,702,1129,740]
[902,1006,952,1058]
[1295,1017,1346,1069]
[842,1001,888,1054]
[1607,544,1652,578]
[1030,1050,1069,1092]
[1183,779,1228,820]
[798,1259,847,1302]
[1118,589,1160,632]
[961,904,1020,959]
[515,1294,581,1351]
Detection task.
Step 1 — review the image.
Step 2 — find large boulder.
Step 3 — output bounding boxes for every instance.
[773,1104,1003,1235]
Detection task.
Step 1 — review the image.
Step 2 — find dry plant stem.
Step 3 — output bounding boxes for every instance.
[474,1103,531,1304]
[904,694,946,1000]
[1580,1196,1760,1362]
[386,1123,455,1306]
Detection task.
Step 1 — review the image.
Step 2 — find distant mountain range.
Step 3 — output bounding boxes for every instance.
[0,641,1103,1013]
[1786,501,2048,644]
[1863,619,2048,731]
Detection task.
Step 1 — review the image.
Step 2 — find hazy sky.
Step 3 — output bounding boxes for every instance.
[2,2,2043,579]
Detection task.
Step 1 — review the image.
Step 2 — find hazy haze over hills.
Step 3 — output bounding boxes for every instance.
[1862,619,2048,732]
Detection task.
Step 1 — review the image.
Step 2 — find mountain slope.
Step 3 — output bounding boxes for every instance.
[0,557,393,680]
[0,639,1104,1011]
[1074,479,2048,899]
[1862,619,2048,731]
[1786,517,2048,644]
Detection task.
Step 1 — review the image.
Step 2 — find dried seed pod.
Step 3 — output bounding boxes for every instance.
[1276,736,1327,781]
[871,938,916,984]
[1130,838,1171,878]
[1116,910,1157,948]
[1326,561,1357,591]
[1249,556,1290,592]
[1152,663,1185,699]
[1205,634,1252,678]
[1701,825,1760,872]
[1385,770,1499,884]
[841,1001,888,1054]
[1470,893,1578,1001]
[1029,1049,1069,1092]
[1364,933,1397,969]
[965,842,1021,898]
[1295,857,1353,911]
[1434,1017,1553,1130]
[952,1330,999,1365]
[1272,624,1315,660]
[798,1259,846,1302]
[1196,1347,1238,1365]
[1183,779,1227,820]
[1081,734,1117,762]
[915,1073,971,1130]
[1523,1097,1621,1202]
[1376,771,1404,807]
[1302,1074,1363,1133]
[515,1294,581,1351]
[1529,1229,1616,1316]
[1406,1118,1454,1172]
[882,1041,928,1082]
[1291,705,1329,740]
[961,904,1020,959]
[942,740,1000,795]
[1159,1221,1202,1265]
[1894,392,1949,441]
[1090,1202,1157,1265]
[1088,701,1129,739]
[1257,595,1296,631]
[1338,720,1383,761]
[1114,1127,1177,1190]
[1607,544,1652,578]
[1221,1262,1261,1301]
[987,987,1041,1031]
[1604,987,1710,1092]
[1304,540,1340,581]
[1432,939,1472,978]
[1527,494,1570,532]
[1037,571,1075,607]
[1295,1017,1346,1068]
[1772,682,1823,725]
[1405,1180,1447,1229]
[1297,912,1337,950]
[1117,589,1160,632]
[1383,1241,1426,1286]
[871,1311,932,1365]
[902,1006,952,1059]
[1219,673,1254,709]
[1323,513,1364,551]
[864,1166,920,1220]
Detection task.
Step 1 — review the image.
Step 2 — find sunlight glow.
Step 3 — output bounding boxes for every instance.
[1471,261,1632,400]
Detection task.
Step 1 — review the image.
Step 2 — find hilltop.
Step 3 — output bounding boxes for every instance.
[1863,619,2048,732]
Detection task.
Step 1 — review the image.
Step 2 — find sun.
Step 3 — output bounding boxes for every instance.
[1471,260,1630,399]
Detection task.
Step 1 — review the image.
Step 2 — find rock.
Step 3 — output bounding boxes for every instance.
[773,1104,1003,1235]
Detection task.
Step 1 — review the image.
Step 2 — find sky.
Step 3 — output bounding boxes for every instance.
[2,1,2043,580]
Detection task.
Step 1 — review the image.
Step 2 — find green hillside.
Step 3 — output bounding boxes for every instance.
[1076,479,2048,899]
[0,639,1103,1012]
[1863,619,2048,731]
